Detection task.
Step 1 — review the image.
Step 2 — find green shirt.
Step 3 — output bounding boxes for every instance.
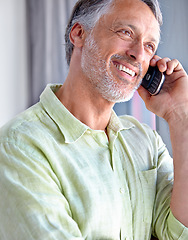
[0,84,187,240]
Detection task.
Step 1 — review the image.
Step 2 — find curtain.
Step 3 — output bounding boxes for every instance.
[26,0,155,129]
[26,0,77,105]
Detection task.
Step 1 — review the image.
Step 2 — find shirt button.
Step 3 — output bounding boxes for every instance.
[119,188,125,194]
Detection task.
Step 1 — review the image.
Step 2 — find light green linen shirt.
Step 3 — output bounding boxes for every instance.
[0,84,188,240]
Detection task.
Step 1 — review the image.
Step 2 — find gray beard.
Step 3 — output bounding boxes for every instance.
[81,33,142,103]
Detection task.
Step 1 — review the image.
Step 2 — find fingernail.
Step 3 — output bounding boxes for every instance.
[159,63,165,69]
[150,59,156,64]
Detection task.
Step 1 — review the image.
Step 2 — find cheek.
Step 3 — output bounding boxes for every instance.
[141,54,153,77]
[98,35,124,54]
[142,61,152,77]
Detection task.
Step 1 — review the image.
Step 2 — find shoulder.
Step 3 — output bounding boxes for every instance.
[0,102,57,146]
[118,115,168,163]
[118,114,155,136]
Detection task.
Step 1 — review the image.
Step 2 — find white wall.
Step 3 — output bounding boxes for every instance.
[0,0,28,127]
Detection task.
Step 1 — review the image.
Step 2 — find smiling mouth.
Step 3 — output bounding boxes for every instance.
[114,63,136,77]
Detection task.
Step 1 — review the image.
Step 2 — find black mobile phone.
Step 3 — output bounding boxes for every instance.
[141,65,165,95]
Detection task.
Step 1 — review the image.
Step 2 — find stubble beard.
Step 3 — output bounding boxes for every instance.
[81,33,142,103]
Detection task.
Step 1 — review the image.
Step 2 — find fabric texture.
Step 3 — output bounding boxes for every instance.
[0,84,187,240]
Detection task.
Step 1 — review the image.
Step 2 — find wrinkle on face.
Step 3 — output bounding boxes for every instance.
[80,0,160,103]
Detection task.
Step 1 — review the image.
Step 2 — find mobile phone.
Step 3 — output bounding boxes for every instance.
[141,65,165,95]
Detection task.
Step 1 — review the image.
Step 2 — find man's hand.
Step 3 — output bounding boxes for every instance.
[138,55,188,227]
[138,55,188,124]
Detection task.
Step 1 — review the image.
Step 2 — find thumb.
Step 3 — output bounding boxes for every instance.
[137,85,151,103]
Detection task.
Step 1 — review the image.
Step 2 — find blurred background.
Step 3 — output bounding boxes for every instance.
[0,0,188,156]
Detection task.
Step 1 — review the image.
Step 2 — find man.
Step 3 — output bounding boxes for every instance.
[0,0,188,239]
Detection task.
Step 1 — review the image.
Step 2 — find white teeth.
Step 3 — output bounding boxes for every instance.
[116,64,136,77]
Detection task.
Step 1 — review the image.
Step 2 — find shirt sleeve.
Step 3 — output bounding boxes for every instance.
[152,131,188,239]
[0,140,84,240]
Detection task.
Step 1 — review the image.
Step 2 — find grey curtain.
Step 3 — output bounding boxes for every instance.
[26,0,77,105]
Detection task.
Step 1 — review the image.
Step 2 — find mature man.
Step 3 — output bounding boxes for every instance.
[0,0,188,239]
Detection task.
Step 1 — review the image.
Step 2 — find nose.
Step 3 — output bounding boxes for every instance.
[126,41,145,63]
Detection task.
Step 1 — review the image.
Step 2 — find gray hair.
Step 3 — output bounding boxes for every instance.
[65,0,163,66]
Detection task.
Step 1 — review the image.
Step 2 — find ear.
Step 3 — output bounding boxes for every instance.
[69,23,86,48]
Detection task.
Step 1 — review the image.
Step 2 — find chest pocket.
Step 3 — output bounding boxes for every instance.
[139,167,157,223]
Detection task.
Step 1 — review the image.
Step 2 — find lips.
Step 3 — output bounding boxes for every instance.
[114,62,136,77]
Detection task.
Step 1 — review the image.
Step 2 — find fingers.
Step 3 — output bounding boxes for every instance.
[150,55,183,75]
[157,58,179,75]
[150,55,161,66]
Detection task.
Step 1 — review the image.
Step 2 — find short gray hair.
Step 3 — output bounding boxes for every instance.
[65,0,163,66]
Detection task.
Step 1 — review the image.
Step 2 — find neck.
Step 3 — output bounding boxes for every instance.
[56,71,114,131]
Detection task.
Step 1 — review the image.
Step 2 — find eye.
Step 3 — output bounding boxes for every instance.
[116,29,133,39]
[145,43,156,53]
[121,30,131,37]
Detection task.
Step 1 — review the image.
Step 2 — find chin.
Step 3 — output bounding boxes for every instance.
[103,88,136,103]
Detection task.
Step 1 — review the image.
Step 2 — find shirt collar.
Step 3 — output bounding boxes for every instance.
[40,84,135,143]
[108,110,135,133]
[40,84,89,143]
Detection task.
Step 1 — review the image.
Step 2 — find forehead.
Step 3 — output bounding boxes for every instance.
[100,0,160,42]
